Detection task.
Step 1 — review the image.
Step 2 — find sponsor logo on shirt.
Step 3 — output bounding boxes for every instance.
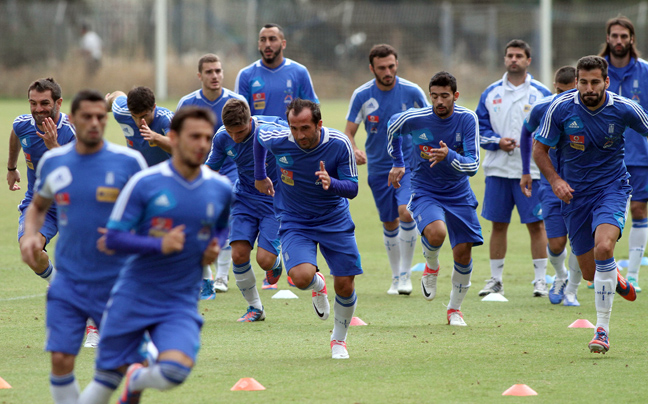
[253,93,266,101]
[25,153,34,170]
[150,217,173,237]
[493,94,502,104]
[96,187,120,203]
[21,138,29,147]
[254,101,266,110]
[419,144,434,159]
[154,193,171,207]
[569,134,584,151]
[368,115,379,123]
[55,192,70,205]
[281,168,294,186]
[524,104,531,113]
[277,155,293,166]
[127,139,134,147]
[252,78,264,89]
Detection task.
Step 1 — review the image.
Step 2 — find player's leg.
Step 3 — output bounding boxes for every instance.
[563,251,582,306]
[540,183,569,302]
[18,207,57,282]
[257,212,282,286]
[627,200,647,292]
[330,275,356,359]
[199,264,216,300]
[420,220,446,301]
[395,173,417,295]
[231,240,264,322]
[214,242,232,292]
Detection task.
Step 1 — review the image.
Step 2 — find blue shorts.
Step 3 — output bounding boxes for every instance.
[230,199,280,255]
[17,202,58,245]
[45,275,113,354]
[628,166,648,202]
[538,182,567,239]
[408,193,483,248]
[96,292,203,370]
[482,176,543,224]
[564,179,631,256]
[368,171,412,223]
[280,222,363,277]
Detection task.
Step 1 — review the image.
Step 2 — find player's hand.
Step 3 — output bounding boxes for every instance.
[519,174,533,198]
[388,166,405,189]
[140,119,158,145]
[161,224,186,254]
[551,178,574,204]
[39,117,60,149]
[354,149,367,165]
[499,137,517,152]
[96,228,116,255]
[201,238,221,266]
[316,161,331,190]
[20,235,43,269]
[255,178,275,197]
[7,169,21,191]
[425,140,449,168]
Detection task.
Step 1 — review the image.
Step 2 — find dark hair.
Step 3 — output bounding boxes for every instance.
[198,53,220,73]
[505,39,531,59]
[262,23,284,38]
[576,56,608,80]
[599,15,640,59]
[70,89,105,115]
[222,99,250,128]
[170,106,216,134]
[369,44,398,66]
[286,98,321,125]
[429,71,457,93]
[27,77,62,101]
[126,86,156,115]
[554,66,576,86]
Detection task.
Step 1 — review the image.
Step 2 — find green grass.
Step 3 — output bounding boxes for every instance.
[1,98,648,403]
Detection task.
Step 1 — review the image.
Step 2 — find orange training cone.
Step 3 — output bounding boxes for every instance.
[0,377,11,389]
[568,319,595,329]
[350,317,367,326]
[231,377,266,391]
[502,384,537,396]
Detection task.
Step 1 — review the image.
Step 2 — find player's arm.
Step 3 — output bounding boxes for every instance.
[205,133,226,172]
[386,113,407,188]
[105,91,127,112]
[442,115,480,176]
[139,118,172,153]
[7,130,21,191]
[475,92,515,151]
[343,120,367,165]
[519,123,534,197]
[20,193,53,268]
[315,160,359,199]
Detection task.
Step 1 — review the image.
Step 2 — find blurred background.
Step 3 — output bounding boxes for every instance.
[0,0,646,101]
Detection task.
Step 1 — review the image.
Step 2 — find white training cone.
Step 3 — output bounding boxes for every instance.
[272,290,299,299]
[481,293,508,302]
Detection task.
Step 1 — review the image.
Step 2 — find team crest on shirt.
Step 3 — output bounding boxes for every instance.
[529,94,537,104]
[632,81,641,103]
[25,153,34,170]
[197,219,213,241]
[150,217,173,237]
[603,132,621,149]
[281,168,294,186]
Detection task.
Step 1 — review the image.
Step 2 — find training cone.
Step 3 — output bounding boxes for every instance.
[350,317,367,326]
[502,384,538,396]
[271,290,299,299]
[568,319,595,328]
[481,293,508,302]
[231,377,266,391]
[0,377,11,389]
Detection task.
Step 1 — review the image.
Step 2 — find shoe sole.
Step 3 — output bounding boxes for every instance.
[588,343,609,354]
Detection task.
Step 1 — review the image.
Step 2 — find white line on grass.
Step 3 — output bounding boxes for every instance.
[0,293,46,301]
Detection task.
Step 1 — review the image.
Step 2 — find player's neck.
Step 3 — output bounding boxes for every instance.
[171,158,202,181]
[375,81,396,92]
[262,55,284,69]
[75,139,104,155]
[609,53,631,69]
[507,71,527,87]
[202,87,222,102]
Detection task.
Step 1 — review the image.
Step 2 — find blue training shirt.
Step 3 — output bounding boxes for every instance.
[535,90,648,194]
[107,161,233,305]
[234,58,318,117]
[112,95,173,166]
[346,77,429,176]
[388,105,480,198]
[34,141,147,283]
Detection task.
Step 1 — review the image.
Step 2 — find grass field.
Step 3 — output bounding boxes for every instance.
[1,97,648,403]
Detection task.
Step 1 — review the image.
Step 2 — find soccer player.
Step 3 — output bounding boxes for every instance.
[177,53,248,298]
[78,106,232,404]
[534,55,643,353]
[235,23,319,118]
[254,99,362,359]
[387,71,482,326]
[8,77,75,283]
[106,86,173,166]
[20,90,146,404]
[476,39,552,297]
[345,44,428,295]
[599,16,648,292]
[206,99,286,321]
[520,66,582,306]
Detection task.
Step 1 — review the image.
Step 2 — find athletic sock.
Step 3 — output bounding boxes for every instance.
[533,258,548,282]
[547,246,568,280]
[37,260,56,283]
[78,369,122,404]
[216,245,232,279]
[383,226,401,278]
[628,218,648,278]
[594,258,617,333]
[565,252,582,295]
[129,361,189,392]
[448,260,472,310]
[399,221,417,277]
[331,290,357,341]
[50,372,80,404]
[233,261,261,310]
[421,237,441,270]
[202,264,213,280]
[303,272,326,292]
[490,258,505,282]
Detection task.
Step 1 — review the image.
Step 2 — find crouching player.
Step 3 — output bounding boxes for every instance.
[388,71,483,326]
[78,106,233,403]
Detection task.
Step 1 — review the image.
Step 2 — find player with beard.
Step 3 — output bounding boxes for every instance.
[345,44,428,296]
[235,23,318,118]
[534,55,644,353]
[387,71,482,326]
[599,16,648,292]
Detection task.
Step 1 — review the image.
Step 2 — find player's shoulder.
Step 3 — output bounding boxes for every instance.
[112,95,129,113]
[12,114,34,133]
[326,127,353,146]
[239,60,262,75]
[201,165,233,187]
[177,90,201,107]
[635,58,648,70]
[58,113,77,136]
[612,92,646,114]
[222,88,246,102]
[155,106,174,120]
[529,79,551,94]
[396,77,425,92]
[258,123,290,138]
[349,79,376,100]
[481,79,505,97]
[39,142,76,168]
[284,58,310,72]
[453,105,478,119]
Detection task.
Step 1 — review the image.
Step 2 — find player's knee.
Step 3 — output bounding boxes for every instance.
[256,254,277,271]
[158,361,192,390]
[51,352,75,374]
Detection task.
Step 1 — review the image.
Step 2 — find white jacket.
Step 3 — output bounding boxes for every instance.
[477,73,551,179]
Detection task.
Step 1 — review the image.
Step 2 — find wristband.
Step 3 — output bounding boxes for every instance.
[7,167,17,171]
